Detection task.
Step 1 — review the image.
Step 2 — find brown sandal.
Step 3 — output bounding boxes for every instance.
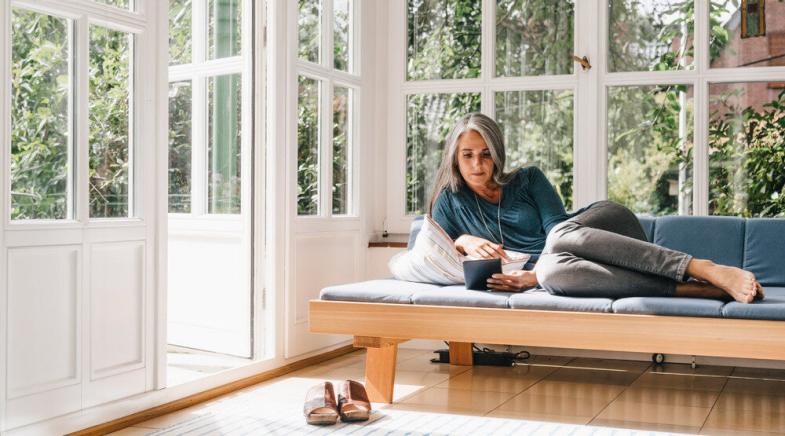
[304,381,339,425]
[338,380,371,422]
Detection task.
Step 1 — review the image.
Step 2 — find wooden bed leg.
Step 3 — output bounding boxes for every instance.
[449,341,473,366]
[354,336,401,403]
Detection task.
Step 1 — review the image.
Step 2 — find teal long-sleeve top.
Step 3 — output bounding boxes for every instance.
[431,166,582,260]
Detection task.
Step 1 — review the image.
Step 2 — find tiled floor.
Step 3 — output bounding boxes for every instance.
[110,349,785,435]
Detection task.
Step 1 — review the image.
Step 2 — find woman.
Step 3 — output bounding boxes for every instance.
[430,112,763,303]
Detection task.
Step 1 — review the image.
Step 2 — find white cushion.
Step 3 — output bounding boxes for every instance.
[388,215,529,285]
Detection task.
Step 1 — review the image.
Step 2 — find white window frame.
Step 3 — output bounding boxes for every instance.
[3,0,149,230]
[387,0,785,234]
[167,0,253,222]
[291,0,361,221]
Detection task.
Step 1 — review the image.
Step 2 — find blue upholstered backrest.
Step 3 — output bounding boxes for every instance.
[652,216,746,268]
[743,219,785,286]
[408,214,784,286]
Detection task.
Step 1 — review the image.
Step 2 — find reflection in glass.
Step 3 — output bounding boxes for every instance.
[89,26,131,218]
[11,9,71,220]
[710,1,785,69]
[169,81,192,213]
[93,0,131,9]
[495,90,574,209]
[608,85,694,215]
[209,0,242,60]
[407,0,482,81]
[334,0,351,71]
[169,0,192,65]
[709,83,785,217]
[608,0,693,72]
[299,0,321,64]
[208,74,242,214]
[406,93,481,215]
[298,76,320,215]
[496,0,574,77]
[333,87,351,215]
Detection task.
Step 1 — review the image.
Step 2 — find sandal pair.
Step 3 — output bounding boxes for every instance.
[304,380,371,425]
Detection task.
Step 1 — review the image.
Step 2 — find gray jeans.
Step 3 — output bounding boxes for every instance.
[536,201,693,298]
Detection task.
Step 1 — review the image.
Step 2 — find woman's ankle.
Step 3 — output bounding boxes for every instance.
[685,258,716,282]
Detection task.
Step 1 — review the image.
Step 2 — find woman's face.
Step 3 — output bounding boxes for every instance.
[456,129,495,189]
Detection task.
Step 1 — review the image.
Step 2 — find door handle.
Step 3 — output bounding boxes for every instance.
[572,55,592,71]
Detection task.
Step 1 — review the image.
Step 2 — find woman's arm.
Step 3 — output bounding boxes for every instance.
[527,167,569,235]
[455,234,509,260]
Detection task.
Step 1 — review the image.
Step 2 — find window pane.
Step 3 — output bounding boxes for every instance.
[93,0,131,9]
[298,76,320,215]
[406,93,481,215]
[710,1,785,69]
[709,83,785,217]
[334,0,351,71]
[299,0,321,64]
[89,26,131,218]
[495,90,574,210]
[11,9,71,221]
[608,0,694,72]
[608,85,694,215]
[496,0,574,77]
[208,74,242,214]
[407,0,482,81]
[169,0,192,65]
[208,0,241,60]
[333,87,350,215]
[169,81,192,213]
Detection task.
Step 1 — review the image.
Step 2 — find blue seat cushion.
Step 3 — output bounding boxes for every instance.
[509,288,613,313]
[744,219,785,286]
[612,297,724,318]
[636,216,656,242]
[722,287,785,321]
[411,285,512,308]
[319,279,438,304]
[653,216,745,268]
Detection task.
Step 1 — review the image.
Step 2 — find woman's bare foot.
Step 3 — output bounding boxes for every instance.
[675,281,732,301]
[686,260,757,304]
[754,280,765,300]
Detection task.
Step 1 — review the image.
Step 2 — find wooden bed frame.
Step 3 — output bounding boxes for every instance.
[309,299,785,403]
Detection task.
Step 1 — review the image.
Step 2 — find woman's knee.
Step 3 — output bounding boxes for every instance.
[543,221,579,254]
[535,253,571,295]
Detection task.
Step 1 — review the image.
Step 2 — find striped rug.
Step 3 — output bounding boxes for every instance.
[147,407,687,435]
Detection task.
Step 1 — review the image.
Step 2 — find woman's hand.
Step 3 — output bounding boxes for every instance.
[487,270,538,292]
[455,235,510,260]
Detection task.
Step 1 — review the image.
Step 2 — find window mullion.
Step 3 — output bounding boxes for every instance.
[480,0,494,82]
[321,80,333,217]
[323,0,334,71]
[76,15,90,223]
[693,0,709,216]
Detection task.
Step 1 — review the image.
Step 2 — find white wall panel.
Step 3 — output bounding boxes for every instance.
[89,241,145,380]
[286,232,360,357]
[5,245,81,428]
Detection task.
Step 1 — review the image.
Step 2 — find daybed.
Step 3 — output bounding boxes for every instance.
[309,215,785,403]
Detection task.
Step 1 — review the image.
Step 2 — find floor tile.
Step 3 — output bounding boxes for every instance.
[544,367,642,386]
[591,418,701,434]
[650,363,734,377]
[632,372,727,392]
[567,357,651,373]
[730,367,785,381]
[493,391,611,418]
[713,391,785,414]
[436,365,553,393]
[399,386,516,414]
[723,377,785,395]
[396,356,472,376]
[702,407,785,433]
[522,380,625,401]
[615,386,720,408]
[596,400,712,427]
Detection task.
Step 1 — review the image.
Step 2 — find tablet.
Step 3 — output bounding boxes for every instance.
[462,258,502,291]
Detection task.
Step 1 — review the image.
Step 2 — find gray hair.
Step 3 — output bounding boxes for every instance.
[427,112,515,214]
